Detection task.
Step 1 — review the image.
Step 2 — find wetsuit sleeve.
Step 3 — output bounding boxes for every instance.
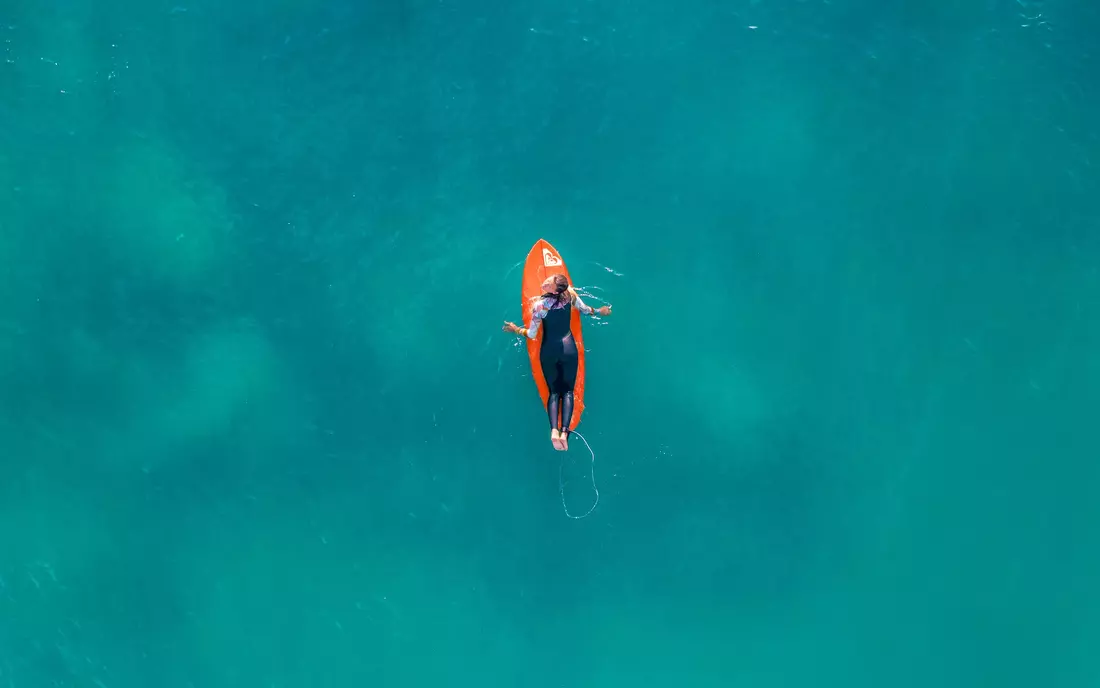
[526,299,548,339]
[574,295,595,315]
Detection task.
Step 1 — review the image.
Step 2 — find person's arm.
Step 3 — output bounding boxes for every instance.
[574,294,611,317]
[503,299,547,339]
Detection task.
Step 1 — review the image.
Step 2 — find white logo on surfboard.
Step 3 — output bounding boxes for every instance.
[542,248,562,268]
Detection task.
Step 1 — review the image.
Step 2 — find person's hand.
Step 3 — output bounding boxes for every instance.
[597,305,612,316]
[503,321,519,333]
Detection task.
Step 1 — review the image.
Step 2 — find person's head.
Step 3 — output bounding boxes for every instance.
[541,273,570,299]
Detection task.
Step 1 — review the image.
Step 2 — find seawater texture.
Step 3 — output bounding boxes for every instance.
[1,0,1098,685]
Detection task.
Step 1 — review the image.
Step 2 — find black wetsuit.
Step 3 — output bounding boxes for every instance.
[540,301,578,433]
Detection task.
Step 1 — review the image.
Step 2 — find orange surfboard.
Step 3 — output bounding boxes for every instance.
[521,238,586,431]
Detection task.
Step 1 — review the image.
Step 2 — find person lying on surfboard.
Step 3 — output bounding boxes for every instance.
[503,274,611,451]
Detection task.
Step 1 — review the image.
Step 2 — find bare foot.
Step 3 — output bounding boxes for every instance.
[551,428,564,450]
[559,430,569,451]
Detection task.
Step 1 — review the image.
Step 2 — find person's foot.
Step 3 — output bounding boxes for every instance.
[551,428,565,450]
[559,430,569,451]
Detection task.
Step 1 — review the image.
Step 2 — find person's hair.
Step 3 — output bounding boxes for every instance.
[541,273,577,305]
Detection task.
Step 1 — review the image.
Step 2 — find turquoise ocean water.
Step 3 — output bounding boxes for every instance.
[2,0,1098,685]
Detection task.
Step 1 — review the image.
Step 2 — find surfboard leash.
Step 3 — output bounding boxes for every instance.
[559,430,599,519]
